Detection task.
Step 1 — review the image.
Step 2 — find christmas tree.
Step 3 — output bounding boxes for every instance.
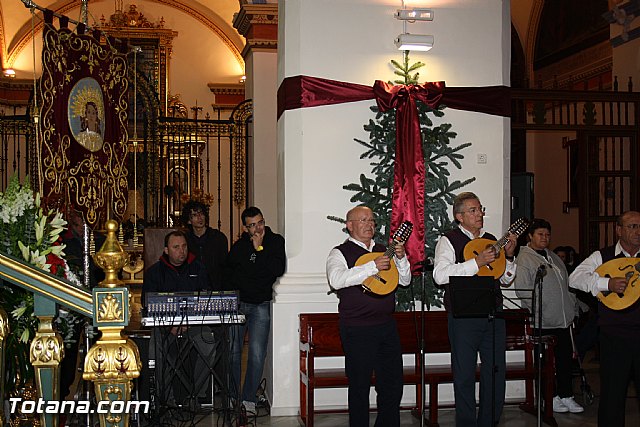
[329,53,475,309]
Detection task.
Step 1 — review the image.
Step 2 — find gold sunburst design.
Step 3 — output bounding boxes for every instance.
[70,82,104,120]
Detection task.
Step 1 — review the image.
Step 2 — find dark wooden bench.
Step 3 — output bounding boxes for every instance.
[299,310,557,427]
[298,312,422,426]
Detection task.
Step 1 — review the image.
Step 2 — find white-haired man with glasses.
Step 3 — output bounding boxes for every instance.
[326,205,410,427]
[433,191,517,427]
[569,210,640,427]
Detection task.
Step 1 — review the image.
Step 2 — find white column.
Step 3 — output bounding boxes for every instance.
[233,1,279,223]
[271,0,512,416]
[246,51,279,222]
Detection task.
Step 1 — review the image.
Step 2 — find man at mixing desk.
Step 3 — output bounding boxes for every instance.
[142,229,215,408]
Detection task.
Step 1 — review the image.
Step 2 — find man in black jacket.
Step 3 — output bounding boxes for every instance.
[143,230,210,294]
[143,230,215,407]
[181,200,228,290]
[226,206,286,415]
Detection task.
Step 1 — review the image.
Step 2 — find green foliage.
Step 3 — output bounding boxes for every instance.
[329,53,475,310]
[0,291,36,392]
[390,54,424,85]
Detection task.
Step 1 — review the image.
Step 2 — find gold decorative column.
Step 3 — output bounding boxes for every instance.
[31,301,64,427]
[0,307,9,423]
[83,220,141,427]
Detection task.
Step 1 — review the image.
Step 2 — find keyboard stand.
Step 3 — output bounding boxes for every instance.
[151,326,217,408]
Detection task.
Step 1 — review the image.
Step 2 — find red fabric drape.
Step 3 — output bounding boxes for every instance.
[276,75,510,273]
[276,75,374,118]
[277,75,510,119]
[372,81,444,270]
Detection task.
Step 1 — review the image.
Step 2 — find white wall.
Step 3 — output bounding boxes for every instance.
[270,0,514,417]
[246,50,279,229]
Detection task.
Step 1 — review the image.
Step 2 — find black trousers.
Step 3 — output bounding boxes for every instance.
[598,331,640,427]
[340,319,403,427]
[448,314,506,427]
[535,327,573,398]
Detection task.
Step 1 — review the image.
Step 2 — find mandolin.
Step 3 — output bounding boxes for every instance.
[463,217,529,279]
[595,257,640,310]
[355,221,413,295]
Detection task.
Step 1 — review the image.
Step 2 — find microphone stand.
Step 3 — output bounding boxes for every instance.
[413,258,433,427]
[490,297,497,427]
[534,264,546,427]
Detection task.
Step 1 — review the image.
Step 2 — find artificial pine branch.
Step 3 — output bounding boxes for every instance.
[328,53,475,310]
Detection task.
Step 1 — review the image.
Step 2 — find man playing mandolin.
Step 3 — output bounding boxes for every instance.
[326,205,410,427]
[433,192,517,427]
[569,210,640,427]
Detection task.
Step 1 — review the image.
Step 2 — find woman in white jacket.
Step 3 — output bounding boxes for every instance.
[514,218,584,414]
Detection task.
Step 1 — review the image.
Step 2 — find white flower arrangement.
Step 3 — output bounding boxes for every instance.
[0,175,89,346]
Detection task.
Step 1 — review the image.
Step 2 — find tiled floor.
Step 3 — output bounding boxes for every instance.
[164,392,638,426]
[157,351,639,426]
[103,345,636,427]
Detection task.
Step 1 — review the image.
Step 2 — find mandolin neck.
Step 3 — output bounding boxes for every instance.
[492,233,511,254]
[383,239,397,258]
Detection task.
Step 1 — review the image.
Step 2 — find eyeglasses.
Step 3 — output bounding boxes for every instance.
[462,206,486,215]
[246,219,265,229]
[349,218,376,225]
[622,223,640,230]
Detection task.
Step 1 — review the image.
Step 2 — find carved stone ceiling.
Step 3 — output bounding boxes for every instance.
[0,0,243,71]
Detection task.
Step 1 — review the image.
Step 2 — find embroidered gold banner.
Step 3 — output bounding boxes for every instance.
[38,11,128,227]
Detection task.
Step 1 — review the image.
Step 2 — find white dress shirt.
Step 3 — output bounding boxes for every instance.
[569,241,640,296]
[326,237,411,290]
[433,225,516,285]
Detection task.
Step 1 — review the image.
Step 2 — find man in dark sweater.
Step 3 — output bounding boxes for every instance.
[569,210,640,427]
[181,200,228,290]
[143,230,210,294]
[225,206,286,415]
[326,205,410,427]
[433,192,516,427]
[143,230,214,407]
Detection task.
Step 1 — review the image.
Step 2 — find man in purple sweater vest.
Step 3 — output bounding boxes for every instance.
[569,210,640,427]
[326,206,411,427]
[433,192,517,427]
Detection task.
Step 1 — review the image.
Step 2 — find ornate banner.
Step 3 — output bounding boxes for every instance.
[38,11,129,227]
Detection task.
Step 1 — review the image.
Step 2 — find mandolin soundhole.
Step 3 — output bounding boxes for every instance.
[374,274,387,284]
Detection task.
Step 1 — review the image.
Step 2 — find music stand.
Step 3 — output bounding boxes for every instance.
[450,276,496,319]
[449,275,499,426]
